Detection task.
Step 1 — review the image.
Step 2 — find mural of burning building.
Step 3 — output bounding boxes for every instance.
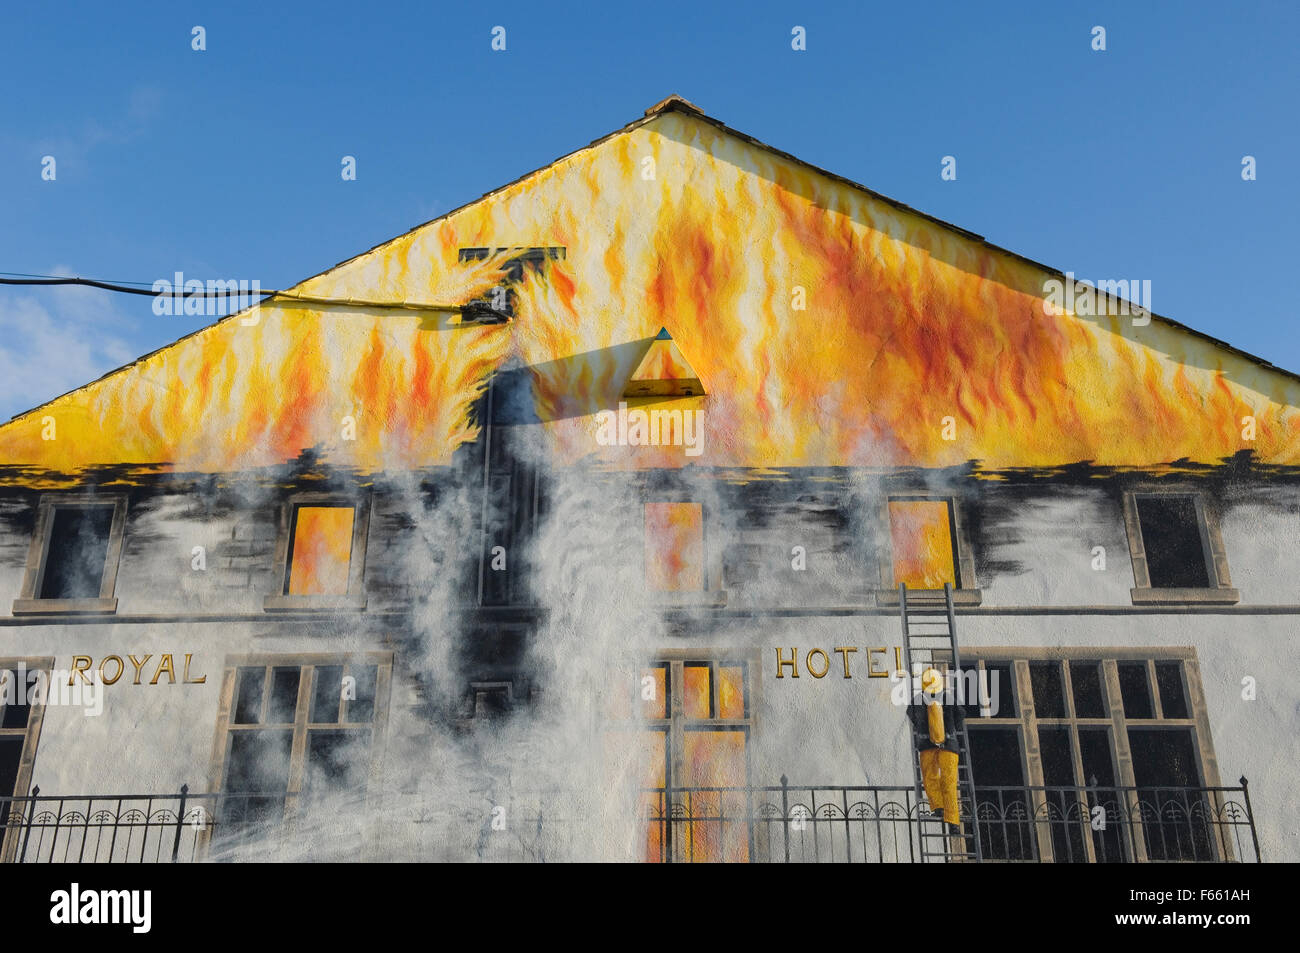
[0,96,1293,863]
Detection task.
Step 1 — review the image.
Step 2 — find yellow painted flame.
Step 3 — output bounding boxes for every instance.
[287,505,354,595]
[889,500,957,589]
[3,110,1298,484]
[644,502,704,591]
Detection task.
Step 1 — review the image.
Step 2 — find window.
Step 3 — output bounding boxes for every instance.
[457,246,565,322]
[13,495,126,615]
[0,658,51,862]
[603,654,755,862]
[962,651,1223,862]
[1123,491,1238,604]
[210,655,390,845]
[645,502,705,592]
[265,492,369,611]
[878,495,979,603]
[479,422,542,608]
[888,499,956,589]
[470,682,514,718]
[964,725,1035,860]
[643,500,725,603]
[1135,496,1209,588]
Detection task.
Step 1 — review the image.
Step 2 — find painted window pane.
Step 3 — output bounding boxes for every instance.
[1037,726,1075,785]
[644,502,704,591]
[311,665,344,724]
[984,661,1016,716]
[0,737,25,827]
[1128,728,1204,790]
[888,499,956,590]
[684,663,711,719]
[1155,662,1188,719]
[1038,726,1086,861]
[1030,661,1066,718]
[718,664,745,719]
[1117,662,1153,719]
[266,667,300,724]
[683,729,747,788]
[1,670,32,729]
[958,665,984,719]
[233,667,265,724]
[41,506,113,599]
[304,730,371,798]
[606,664,668,720]
[219,729,292,832]
[641,664,667,720]
[1135,496,1210,589]
[966,726,1035,861]
[344,665,378,724]
[1070,661,1106,718]
[682,728,749,863]
[1078,728,1116,786]
[224,729,292,793]
[288,506,354,596]
[1078,728,1125,862]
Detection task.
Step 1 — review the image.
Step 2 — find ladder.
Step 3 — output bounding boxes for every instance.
[899,582,983,863]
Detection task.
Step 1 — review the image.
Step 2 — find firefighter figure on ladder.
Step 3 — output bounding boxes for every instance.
[912,666,962,826]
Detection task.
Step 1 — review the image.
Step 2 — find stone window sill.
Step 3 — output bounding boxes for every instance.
[263,594,368,612]
[12,598,118,616]
[1129,587,1240,606]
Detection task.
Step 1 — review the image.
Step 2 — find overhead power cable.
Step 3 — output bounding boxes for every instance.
[0,273,509,319]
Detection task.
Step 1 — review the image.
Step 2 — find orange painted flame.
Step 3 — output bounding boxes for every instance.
[644,502,704,591]
[683,663,710,718]
[682,729,749,863]
[287,505,354,595]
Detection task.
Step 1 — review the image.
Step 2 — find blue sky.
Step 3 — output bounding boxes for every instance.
[1,0,1296,421]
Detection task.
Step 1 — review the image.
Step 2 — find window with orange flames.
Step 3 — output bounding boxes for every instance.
[887,498,958,590]
[286,506,355,596]
[644,502,705,591]
[604,658,751,863]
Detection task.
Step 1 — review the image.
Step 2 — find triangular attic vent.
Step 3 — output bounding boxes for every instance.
[623,328,705,398]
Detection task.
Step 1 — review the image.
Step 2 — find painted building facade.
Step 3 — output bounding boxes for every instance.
[0,97,1294,862]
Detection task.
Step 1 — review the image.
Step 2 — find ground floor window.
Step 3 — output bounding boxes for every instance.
[209,654,390,846]
[960,650,1223,862]
[0,658,50,861]
[604,654,754,862]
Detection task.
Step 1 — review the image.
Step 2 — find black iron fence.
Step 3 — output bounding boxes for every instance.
[470,782,924,862]
[968,779,1260,863]
[0,778,1260,863]
[479,777,1261,863]
[0,788,324,863]
[0,787,210,863]
[646,782,923,863]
